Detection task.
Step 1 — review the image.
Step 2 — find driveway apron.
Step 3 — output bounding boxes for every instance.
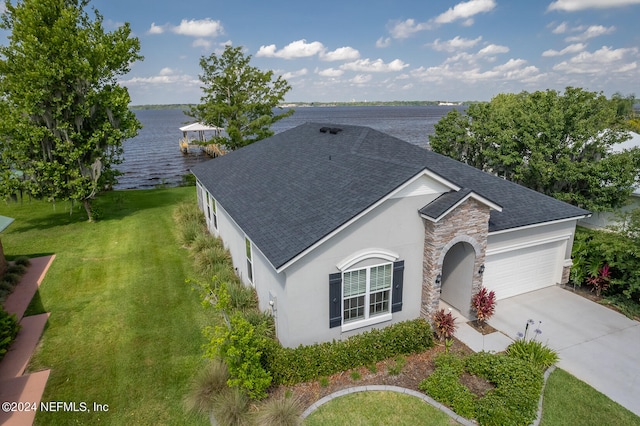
[488,286,640,417]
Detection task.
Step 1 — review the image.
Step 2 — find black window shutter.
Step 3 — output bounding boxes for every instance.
[329,273,342,328]
[391,260,404,313]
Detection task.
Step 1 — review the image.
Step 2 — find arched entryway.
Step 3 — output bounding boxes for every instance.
[440,242,475,318]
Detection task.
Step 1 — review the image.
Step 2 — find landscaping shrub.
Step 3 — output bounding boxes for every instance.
[254,394,303,426]
[433,308,457,341]
[419,352,544,426]
[471,286,496,324]
[0,307,20,361]
[6,264,26,276]
[571,227,640,311]
[13,256,31,267]
[205,312,272,400]
[1,272,21,286]
[263,318,434,385]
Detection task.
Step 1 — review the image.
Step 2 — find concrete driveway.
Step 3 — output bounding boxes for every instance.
[488,286,640,417]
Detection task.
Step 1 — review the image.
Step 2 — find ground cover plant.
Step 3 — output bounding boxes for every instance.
[419,352,544,426]
[2,187,211,425]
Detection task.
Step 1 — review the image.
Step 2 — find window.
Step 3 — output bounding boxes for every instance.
[343,263,392,324]
[245,237,253,284]
[211,197,218,230]
[329,260,403,329]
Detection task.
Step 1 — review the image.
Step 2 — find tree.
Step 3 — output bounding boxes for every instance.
[189,45,293,151]
[430,87,640,212]
[0,0,142,220]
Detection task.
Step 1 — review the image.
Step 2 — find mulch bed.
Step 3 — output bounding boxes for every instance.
[271,339,476,410]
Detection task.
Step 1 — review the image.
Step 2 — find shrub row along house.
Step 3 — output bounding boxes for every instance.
[191,123,589,348]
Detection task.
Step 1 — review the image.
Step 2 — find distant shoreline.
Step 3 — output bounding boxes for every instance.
[130,101,468,110]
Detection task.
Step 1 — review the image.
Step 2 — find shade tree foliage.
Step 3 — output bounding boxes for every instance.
[189,45,293,151]
[0,0,142,220]
[430,87,640,212]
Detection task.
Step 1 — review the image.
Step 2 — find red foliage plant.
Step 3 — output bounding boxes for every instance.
[471,287,496,324]
[432,308,457,341]
[586,263,611,297]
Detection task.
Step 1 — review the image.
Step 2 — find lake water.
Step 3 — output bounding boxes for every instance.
[115,106,461,190]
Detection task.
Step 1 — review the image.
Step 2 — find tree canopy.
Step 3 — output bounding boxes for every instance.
[189,45,293,151]
[430,87,640,212]
[0,0,142,220]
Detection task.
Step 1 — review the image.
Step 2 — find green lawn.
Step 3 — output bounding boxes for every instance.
[304,391,456,426]
[2,188,210,425]
[541,368,640,426]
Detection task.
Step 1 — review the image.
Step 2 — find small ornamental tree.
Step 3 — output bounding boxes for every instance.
[471,287,496,325]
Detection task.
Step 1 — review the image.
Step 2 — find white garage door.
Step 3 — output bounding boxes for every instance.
[483,240,566,300]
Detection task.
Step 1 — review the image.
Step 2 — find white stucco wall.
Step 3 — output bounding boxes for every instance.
[276,192,441,347]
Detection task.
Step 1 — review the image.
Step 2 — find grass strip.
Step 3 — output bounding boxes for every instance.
[3,188,210,425]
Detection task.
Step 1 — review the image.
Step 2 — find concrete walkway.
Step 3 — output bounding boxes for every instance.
[0,255,54,426]
[487,286,640,417]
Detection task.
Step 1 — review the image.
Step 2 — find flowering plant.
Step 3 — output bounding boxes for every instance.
[507,319,558,370]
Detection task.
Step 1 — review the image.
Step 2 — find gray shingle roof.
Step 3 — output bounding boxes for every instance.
[191,123,589,270]
[419,188,476,220]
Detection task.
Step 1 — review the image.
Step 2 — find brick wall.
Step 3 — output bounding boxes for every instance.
[420,198,491,320]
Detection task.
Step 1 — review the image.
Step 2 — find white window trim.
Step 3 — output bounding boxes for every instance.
[336,248,399,271]
[341,261,393,333]
[245,236,254,286]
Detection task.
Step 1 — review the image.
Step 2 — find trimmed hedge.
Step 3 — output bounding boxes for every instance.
[263,318,434,385]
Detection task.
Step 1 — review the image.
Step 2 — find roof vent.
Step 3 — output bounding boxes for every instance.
[320,126,342,134]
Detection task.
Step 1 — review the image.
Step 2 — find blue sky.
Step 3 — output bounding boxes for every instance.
[9,0,640,104]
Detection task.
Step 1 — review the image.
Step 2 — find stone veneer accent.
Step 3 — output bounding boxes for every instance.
[421,197,491,320]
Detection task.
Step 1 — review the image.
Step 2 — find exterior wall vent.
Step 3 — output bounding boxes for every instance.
[320,127,342,134]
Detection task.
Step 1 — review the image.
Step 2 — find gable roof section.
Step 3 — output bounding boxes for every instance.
[191,123,589,271]
[420,188,502,222]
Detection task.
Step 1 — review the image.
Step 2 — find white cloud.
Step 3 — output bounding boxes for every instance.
[548,0,640,12]
[351,74,373,84]
[434,0,496,25]
[340,58,409,73]
[148,22,165,35]
[389,19,432,39]
[565,25,615,42]
[121,71,198,86]
[478,44,509,56]
[553,46,638,74]
[192,39,212,49]
[172,18,224,37]
[282,68,308,79]
[542,43,586,57]
[431,36,482,52]
[256,39,325,59]
[317,68,345,77]
[551,21,569,34]
[321,46,360,62]
[147,18,224,38]
[376,37,391,48]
